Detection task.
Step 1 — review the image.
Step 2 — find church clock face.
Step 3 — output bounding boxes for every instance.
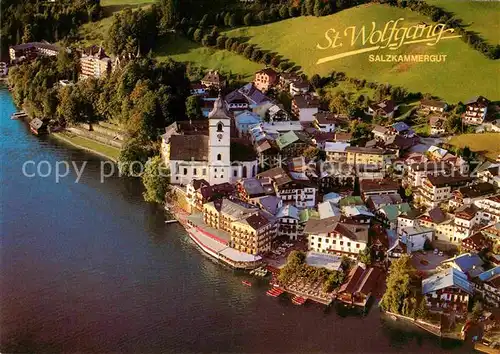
[217,133,223,141]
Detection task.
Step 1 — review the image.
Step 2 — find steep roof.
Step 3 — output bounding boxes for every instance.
[303,217,338,234]
[169,135,209,161]
[378,203,411,221]
[422,268,473,295]
[257,167,292,187]
[276,205,300,220]
[421,99,447,109]
[442,253,484,273]
[276,131,299,150]
[360,179,399,194]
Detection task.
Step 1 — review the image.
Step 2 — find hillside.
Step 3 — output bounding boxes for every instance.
[155,35,264,81]
[224,4,500,103]
[77,0,154,47]
[426,0,500,44]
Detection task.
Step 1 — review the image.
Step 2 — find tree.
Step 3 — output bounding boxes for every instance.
[405,187,413,197]
[142,155,170,204]
[270,56,281,68]
[251,49,262,62]
[329,94,349,114]
[193,28,203,42]
[469,301,483,322]
[243,13,253,26]
[416,298,429,320]
[225,37,234,51]
[359,247,372,265]
[261,52,272,65]
[305,0,315,15]
[289,5,299,18]
[243,45,254,59]
[314,0,323,16]
[186,95,202,119]
[216,35,227,49]
[119,138,150,177]
[158,0,177,34]
[310,74,322,89]
[380,255,416,314]
[279,5,289,19]
[229,13,238,27]
[303,146,319,159]
[257,10,267,24]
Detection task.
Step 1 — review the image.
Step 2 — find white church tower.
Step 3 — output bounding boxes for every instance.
[208,95,231,185]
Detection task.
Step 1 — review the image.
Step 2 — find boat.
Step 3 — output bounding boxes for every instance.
[266,288,284,297]
[242,280,252,287]
[11,111,28,120]
[291,295,307,305]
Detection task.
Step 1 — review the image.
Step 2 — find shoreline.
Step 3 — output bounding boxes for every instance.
[51,131,119,163]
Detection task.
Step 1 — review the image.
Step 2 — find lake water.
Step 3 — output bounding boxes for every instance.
[0,88,470,352]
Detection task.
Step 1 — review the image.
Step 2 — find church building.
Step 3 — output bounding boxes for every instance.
[162,96,259,186]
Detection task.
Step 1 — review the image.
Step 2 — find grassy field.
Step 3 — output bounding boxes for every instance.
[448,133,500,161]
[155,35,264,80]
[77,0,154,47]
[224,4,500,103]
[426,0,500,44]
[324,81,375,101]
[53,132,121,162]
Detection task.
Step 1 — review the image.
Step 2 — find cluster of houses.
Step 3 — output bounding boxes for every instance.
[161,67,499,320]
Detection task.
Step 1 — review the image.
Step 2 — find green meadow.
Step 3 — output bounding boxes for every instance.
[426,0,500,44]
[155,35,264,80]
[224,4,500,103]
[448,133,500,161]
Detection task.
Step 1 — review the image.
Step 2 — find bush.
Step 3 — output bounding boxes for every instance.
[256,10,267,24]
[289,5,299,18]
[243,45,254,59]
[225,37,234,51]
[279,5,289,19]
[261,52,272,65]
[216,35,227,49]
[251,49,262,62]
[270,56,281,68]
[243,13,253,26]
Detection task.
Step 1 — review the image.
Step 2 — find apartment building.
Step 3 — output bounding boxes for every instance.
[9,41,60,63]
[474,195,500,224]
[415,175,473,209]
[79,46,112,80]
[276,205,300,240]
[305,218,369,258]
[345,147,394,167]
[324,142,350,163]
[404,162,452,188]
[230,213,274,255]
[291,94,320,122]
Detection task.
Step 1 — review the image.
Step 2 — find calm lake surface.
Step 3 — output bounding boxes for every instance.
[0,88,471,353]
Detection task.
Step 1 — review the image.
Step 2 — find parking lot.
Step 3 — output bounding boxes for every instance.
[411,250,448,273]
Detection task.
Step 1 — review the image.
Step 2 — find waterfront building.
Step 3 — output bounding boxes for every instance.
[276,205,300,240]
[304,218,369,258]
[422,268,473,317]
[163,96,258,186]
[337,265,381,307]
[230,213,274,255]
[475,266,500,308]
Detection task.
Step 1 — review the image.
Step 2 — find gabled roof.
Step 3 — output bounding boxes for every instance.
[293,93,320,109]
[464,96,489,106]
[324,142,350,153]
[360,179,399,194]
[378,203,412,221]
[239,178,265,197]
[318,200,342,220]
[276,131,299,149]
[477,266,500,283]
[422,268,473,295]
[303,217,338,234]
[276,205,300,220]
[427,207,447,224]
[323,192,342,204]
[257,167,292,187]
[343,205,375,218]
[369,99,396,114]
[299,208,320,223]
[421,99,447,109]
[169,135,209,161]
[392,122,410,132]
[339,196,364,207]
[255,195,281,215]
[442,253,484,273]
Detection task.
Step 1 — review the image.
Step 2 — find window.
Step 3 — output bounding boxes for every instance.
[217,122,223,132]
[183,168,187,175]
[202,168,207,175]
[356,243,360,248]
[243,166,247,178]
[233,170,237,177]
[193,168,197,175]
[217,154,222,161]
[347,242,351,247]
[340,241,343,246]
